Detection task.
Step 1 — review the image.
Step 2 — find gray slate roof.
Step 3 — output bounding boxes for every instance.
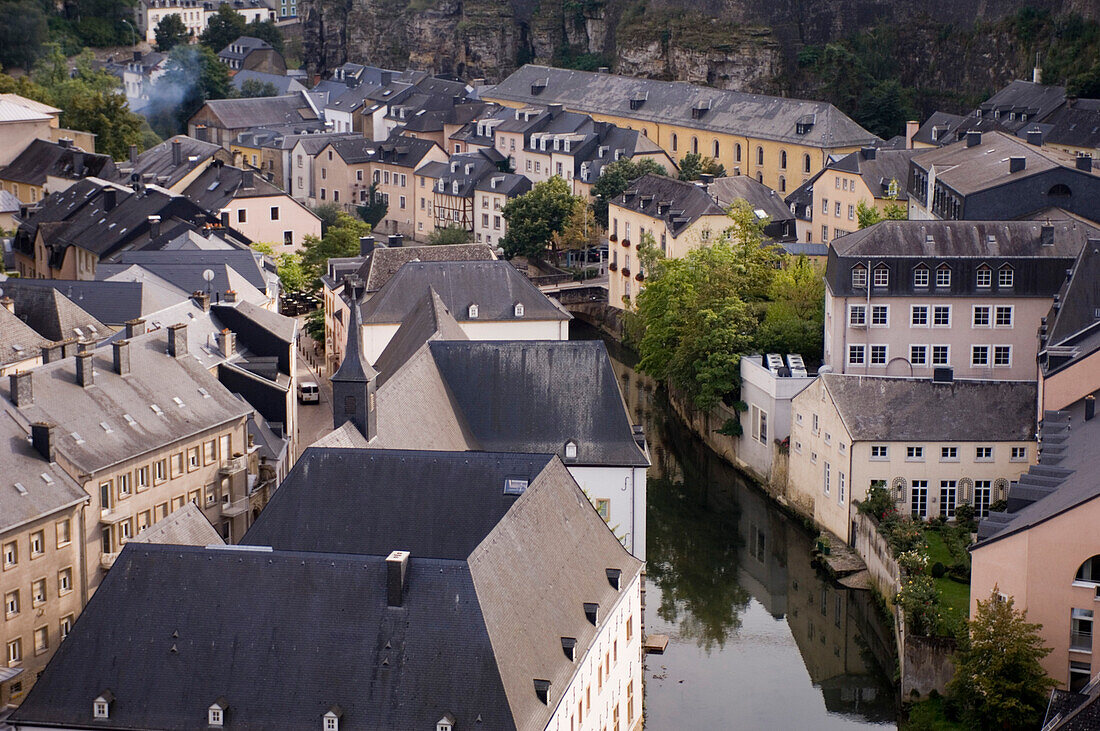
[182,163,298,211]
[0,277,179,326]
[309,421,370,449]
[0,303,52,368]
[372,287,466,385]
[230,70,306,96]
[822,373,1036,442]
[355,243,496,292]
[978,80,1066,132]
[0,411,87,535]
[487,65,879,148]
[828,147,917,200]
[0,282,108,341]
[709,175,795,222]
[359,260,570,325]
[198,92,318,130]
[129,501,223,546]
[613,173,726,237]
[119,135,229,189]
[831,219,1096,259]
[1020,98,1100,150]
[0,139,116,186]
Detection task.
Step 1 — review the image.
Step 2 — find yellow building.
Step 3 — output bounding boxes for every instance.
[805,147,916,244]
[485,65,879,196]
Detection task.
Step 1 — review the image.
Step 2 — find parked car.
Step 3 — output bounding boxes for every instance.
[297,381,320,404]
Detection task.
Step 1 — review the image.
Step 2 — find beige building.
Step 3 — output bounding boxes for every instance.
[0,95,95,170]
[606,173,729,308]
[472,173,531,248]
[823,220,1091,381]
[807,147,916,245]
[1038,238,1100,416]
[787,374,1036,543]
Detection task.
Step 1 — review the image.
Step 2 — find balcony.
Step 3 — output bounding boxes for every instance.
[219,456,247,475]
[1071,631,1093,652]
[221,497,249,518]
[100,552,119,570]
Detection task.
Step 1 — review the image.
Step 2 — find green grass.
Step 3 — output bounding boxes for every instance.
[923,529,970,636]
[924,531,953,566]
[904,696,968,730]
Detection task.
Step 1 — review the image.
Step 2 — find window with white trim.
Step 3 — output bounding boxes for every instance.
[976,446,993,461]
[935,267,951,287]
[838,471,846,504]
[971,345,989,366]
[941,446,958,461]
[823,462,831,496]
[995,306,1013,327]
[910,345,927,365]
[931,345,949,365]
[873,266,889,287]
[871,305,888,326]
[911,305,928,326]
[976,266,992,287]
[993,345,1011,367]
[998,268,1014,287]
[932,305,951,326]
[848,304,866,326]
[870,345,887,365]
[913,266,929,287]
[1011,446,1027,461]
[870,445,889,460]
[974,480,992,517]
[848,345,865,365]
[911,480,928,518]
[973,306,990,327]
[906,446,924,461]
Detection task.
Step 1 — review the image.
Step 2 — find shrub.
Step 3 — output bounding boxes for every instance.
[931,561,947,579]
[897,574,940,636]
[716,418,742,437]
[897,549,928,577]
[859,482,894,521]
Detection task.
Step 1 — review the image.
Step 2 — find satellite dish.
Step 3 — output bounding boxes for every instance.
[202,269,215,283]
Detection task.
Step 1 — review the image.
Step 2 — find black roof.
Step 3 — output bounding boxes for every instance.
[977,79,1066,132]
[243,448,556,557]
[0,139,116,186]
[1022,98,1100,150]
[118,135,229,189]
[613,173,726,237]
[0,278,168,327]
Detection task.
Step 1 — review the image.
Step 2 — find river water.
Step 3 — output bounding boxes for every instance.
[573,323,899,730]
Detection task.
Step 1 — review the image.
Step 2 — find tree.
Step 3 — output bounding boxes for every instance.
[0,1,48,70]
[311,202,343,231]
[199,4,247,53]
[245,18,283,56]
[154,13,189,52]
[427,225,472,245]
[237,78,278,98]
[299,212,371,290]
[590,157,667,227]
[947,588,1056,730]
[552,197,602,251]
[856,196,906,229]
[355,184,387,228]
[147,44,229,137]
[754,255,825,361]
[501,176,580,259]
[252,243,305,293]
[677,152,726,181]
[630,202,781,409]
[304,307,325,342]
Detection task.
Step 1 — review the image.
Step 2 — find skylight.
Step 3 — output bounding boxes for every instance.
[123,414,136,426]
[150,404,163,415]
[40,473,53,484]
[100,421,113,434]
[503,479,528,496]
[71,432,84,444]
[14,483,27,495]
[173,396,184,407]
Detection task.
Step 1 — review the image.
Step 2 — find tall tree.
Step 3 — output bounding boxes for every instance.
[199,4,247,53]
[154,14,189,52]
[299,212,371,290]
[590,157,667,227]
[501,176,580,259]
[677,152,726,181]
[856,197,906,229]
[355,184,387,228]
[552,197,602,251]
[754,255,825,362]
[0,1,48,70]
[947,589,1057,730]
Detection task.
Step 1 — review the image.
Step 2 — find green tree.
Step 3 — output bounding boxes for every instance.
[501,176,580,259]
[0,1,48,70]
[590,157,667,227]
[754,255,825,361]
[304,307,325,342]
[245,18,283,56]
[427,224,472,245]
[677,152,726,181]
[311,202,343,231]
[199,4,247,53]
[299,212,371,290]
[154,13,189,52]
[275,252,306,293]
[947,589,1057,730]
[355,184,387,228]
[630,202,780,409]
[149,44,230,136]
[553,197,602,252]
[856,196,906,229]
[237,78,278,98]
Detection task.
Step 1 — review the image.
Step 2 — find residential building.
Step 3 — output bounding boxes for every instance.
[95,51,168,115]
[485,65,879,193]
[906,131,1100,223]
[972,394,1100,690]
[1021,99,1100,158]
[0,412,88,708]
[0,139,117,205]
[708,175,799,244]
[413,149,509,237]
[0,95,95,167]
[0,190,19,230]
[287,132,360,203]
[805,147,917,245]
[823,220,1091,381]
[738,353,814,486]
[188,92,324,149]
[0,299,53,376]
[117,136,233,192]
[217,37,285,75]
[351,259,571,364]
[605,173,728,308]
[12,448,644,730]
[0,280,109,343]
[1038,238,1100,415]
[787,373,1036,543]
[472,172,531,247]
[0,277,176,330]
[135,0,277,44]
[233,129,351,194]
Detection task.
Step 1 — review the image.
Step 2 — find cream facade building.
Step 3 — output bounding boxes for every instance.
[807,147,916,245]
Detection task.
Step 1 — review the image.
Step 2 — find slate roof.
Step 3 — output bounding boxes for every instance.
[212,299,297,343]
[0,325,253,475]
[0,139,116,186]
[827,147,917,200]
[830,219,1095,259]
[118,135,230,189]
[709,175,795,222]
[197,92,318,130]
[0,411,87,536]
[1046,238,1100,346]
[129,501,223,546]
[612,173,726,238]
[309,421,370,449]
[0,302,52,368]
[0,189,18,213]
[978,79,1066,132]
[0,278,180,326]
[487,64,879,148]
[359,260,570,325]
[472,172,531,197]
[821,373,1036,442]
[1043,682,1100,731]
[0,282,107,341]
[911,111,967,147]
[372,288,466,385]
[182,162,299,212]
[1021,98,1100,150]
[375,340,649,467]
[109,249,271,292]
[217,36,274,62]
[332,300,377,384]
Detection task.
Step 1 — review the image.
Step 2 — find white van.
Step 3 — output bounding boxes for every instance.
[297,381,320,404]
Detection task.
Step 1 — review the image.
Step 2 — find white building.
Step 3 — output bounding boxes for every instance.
[738,353,815,485]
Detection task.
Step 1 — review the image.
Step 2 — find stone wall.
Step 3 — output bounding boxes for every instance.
[897,609,957,699]
[852,510,901,597]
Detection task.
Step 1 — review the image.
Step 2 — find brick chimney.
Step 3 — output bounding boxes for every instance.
[112,340,131,376]
[40,342,62,364]
[75,351,94,387]
[125,318,146,338]
[219,329,236,357]
[386,550,410,607]
[191,291,211,311]
[9,371,32,406]
[31,422,56,463]
[0,296,13,313]
[172,139,183,166]
[167,323,188,358]
[905,120,919,149]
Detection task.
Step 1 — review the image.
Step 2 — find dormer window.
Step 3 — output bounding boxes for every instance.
[606,567,622,590]
[468,304,479,319]
[323,706,342,731]
[534,679,552,705]
[851,264,867,288]
[94,691,114,719]
[913,265,929,287]
[514,303,524,317]
[935,264,951,288]
[436,713,456,731]
[452,181,459,195]
[873,265,889,288]
[976,264,991,288]
[561,637,577,661]
[583,602,599,625]
[998,265,1014,288]
[564,440,577,459]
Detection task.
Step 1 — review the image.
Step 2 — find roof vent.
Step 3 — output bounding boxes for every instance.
[531,78,548,95]
[1076,154,1093,172]
[583,602,599,625]
[533,679,551,705]
[966,131,982,148]
[386,550,410,607]
[561,637,577,661]
[691,99,712,119]
[606,568,622,590]
[1009,156,1026,173]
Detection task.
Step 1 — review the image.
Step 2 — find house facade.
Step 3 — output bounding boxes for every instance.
[806,147,916,245]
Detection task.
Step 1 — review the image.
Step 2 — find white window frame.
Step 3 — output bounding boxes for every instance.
[823,462,831,496]
[873,267,889,287]
[931,345,950,366]
[935,266,951,287]
[870,305,889,327]
[998,267,1014,288]
[940,445,959,462]
[976,266,991,288]
[906,446,925,462]
[870,345,887,365]
[973,305,991,328]
[971,345,989,367]
[910,345,927,366]
[1011,446,1028,462]
[913,267,929,287]
[993,345,1011,367]
[975,446,993,462]
[910,305,929,327]
[911,480,928,518]
[838,471,846,504]
[848,345,865,365]
[848,304,866,327]
[995,305,1013,328]
[932,305,951,327]
[870,445,889,461]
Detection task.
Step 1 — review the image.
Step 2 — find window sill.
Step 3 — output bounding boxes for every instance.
[869,457,889,462]
[940,459,960,463]
[905,458,925,463]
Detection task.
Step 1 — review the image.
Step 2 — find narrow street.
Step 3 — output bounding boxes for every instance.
[295,317,334,452]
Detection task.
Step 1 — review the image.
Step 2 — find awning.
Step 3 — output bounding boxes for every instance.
[0,666,24,683]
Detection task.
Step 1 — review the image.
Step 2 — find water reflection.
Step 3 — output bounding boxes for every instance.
[576,323,897,728]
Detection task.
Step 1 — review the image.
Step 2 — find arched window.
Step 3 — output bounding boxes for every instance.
[1048,183,1072,197]
[778,175,786,192]
[1076,556,1100,585]
[780,150,788,169]
[735,143,742,163]
[713,140,720,159]
[803,153,812,173]
[756,146,764,165]
[691,137,699,154]
[671,133,678,152]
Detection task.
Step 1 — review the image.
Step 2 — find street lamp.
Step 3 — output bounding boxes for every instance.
[121,18,138,48]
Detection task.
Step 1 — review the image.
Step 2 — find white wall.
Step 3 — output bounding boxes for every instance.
[220,194,321,253]
[567,465,646,562]
[739,356,814,482]
[362,319,570,365]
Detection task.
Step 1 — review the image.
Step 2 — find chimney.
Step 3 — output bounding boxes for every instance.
[167,323,187,358]
[242,169,254,188]
[905,120,918,149]
[1086,394,1096,421]
[1009,156,1026,174]
[1027,129,1043,146]
[698,173,714,185]
[129,144,138,165]
[1076,154,1093,172]
[9,371,32,406]
[103,187,117,211]
[58,138,72,149]
[224,289,237,303]
[359,235,376,256]
[860,146,876,160]
[75,351,94,388]
[0,296,12,314]
[387,234,404,247]
[59,338,79,358]
[1033,55,1042,85]
[133,50,142,62]
[112,340,131,376]
[547,103,563,116]
[1041,224,1054,247]
[30,422,55,463]
[172,139,182,166]
[192,291,211,311]
[40,342,62,363]
[125,318,146,338]
[219,329,236,357]
[73,151,85,178]
[966,131,982,148]
[148,215,161,239]
[386,550,410,607]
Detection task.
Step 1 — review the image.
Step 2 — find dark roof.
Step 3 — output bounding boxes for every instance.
[612,173,726,238]
[0,303,52,368]
[230,70,305,96]
[217,36,274,61]
[709,175,795,222]
[325,135,441,169]
[356,243,496,292]
[417,150,502,197]
[359,260,570,325]
[119,135,229,189]
[332,300,377,383]
[472,172,531,197]
[0,411,87,535]
[831,219,1094,259]
[1021,97,1100,150]
[1043,682,1100,730]
[212,299,297,343]
[181,162,298,211]
[196,93,318,130]
[111,249,270,291]
[0,277,179,326]
[372,288,466,385]
[828,148,917,200]
[1046,238,1100,346]
[244,448,556,557]
[487,65,879,148]
[911,111,967,147]
[0,282,108,341]
[978,79,1066,132]
[0,139,116,186]
[784,167,827,221]
[822,373,1036,442]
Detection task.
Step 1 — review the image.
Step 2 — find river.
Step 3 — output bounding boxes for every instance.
[572,322,899,730]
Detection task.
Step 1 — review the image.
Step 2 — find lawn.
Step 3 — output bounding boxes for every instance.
[924,529,971,629]
[904,696,968,730]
